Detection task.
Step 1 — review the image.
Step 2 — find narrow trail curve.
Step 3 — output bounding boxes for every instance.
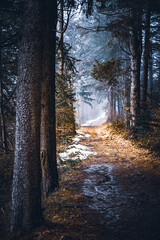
[79,124,160,240]
[34,123,160,240]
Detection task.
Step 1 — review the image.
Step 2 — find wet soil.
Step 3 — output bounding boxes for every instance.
[35,123,160,239]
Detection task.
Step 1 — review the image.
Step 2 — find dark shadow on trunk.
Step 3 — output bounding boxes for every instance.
[40,0,58,198]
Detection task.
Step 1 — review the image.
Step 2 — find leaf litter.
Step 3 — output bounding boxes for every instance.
[34,123,160,240]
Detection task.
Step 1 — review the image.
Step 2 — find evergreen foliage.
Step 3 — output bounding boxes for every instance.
[56,73,76,141]
[85,0,160,133]
[92,58,121,86]
[0,0,19,152]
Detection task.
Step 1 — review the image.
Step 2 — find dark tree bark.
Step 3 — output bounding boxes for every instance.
[124,78,130,129]
[0,73,7,153]
[141,8,151,117]
[59,0,64,75]
[108,86,114,121]
[40,0,58,197]
[10,0,42,232]
[129,7,142,128]
[158,66,160,100]
[149,49,153,94]
[0,17,7,153]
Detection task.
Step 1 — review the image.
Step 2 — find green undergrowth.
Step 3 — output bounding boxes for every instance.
[109,120,160,152]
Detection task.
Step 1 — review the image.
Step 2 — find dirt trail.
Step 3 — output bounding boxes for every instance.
[34,123,160,240]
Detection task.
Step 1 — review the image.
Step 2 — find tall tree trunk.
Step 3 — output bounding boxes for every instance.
[113,90,116,119]
[148,48,153,109]
[40,0,58,197]
[0,17,7,153]
[124,78,130,129]
[0,73,7,153]
[117,94,120,116]
[108,86,114,121]
[59,0,64,75]
[10,0,42,232]
[141,8,151,120]
[157,62,160,101]
[158,66,160,100]
[130,7,142,128]
[149,49,153,93]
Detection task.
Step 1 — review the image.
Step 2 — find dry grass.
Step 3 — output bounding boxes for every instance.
[34,123,160,240]
[1,123,160,239]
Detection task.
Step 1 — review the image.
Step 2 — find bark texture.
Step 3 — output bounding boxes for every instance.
[0,72,7,153]
[130,7,142,127]
[0,19,7,153]
[124,79,130,129]
[141,8,151,116]
[40,0,58,196]
[108,87,115,121]
[59,0,64,75]
[10,0,42,231]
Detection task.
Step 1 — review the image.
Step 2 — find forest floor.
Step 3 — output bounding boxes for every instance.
[0,123,160,240]
[33,123,160,240]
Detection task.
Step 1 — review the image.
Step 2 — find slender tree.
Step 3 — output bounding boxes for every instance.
[56,0,76,139]
[124,77,131,129]
[141,6,151,121]
[0,17,7,153]
[59,0,64,75]
[40,0,58,197]
[10,0,42,232]
[129,5,142,127]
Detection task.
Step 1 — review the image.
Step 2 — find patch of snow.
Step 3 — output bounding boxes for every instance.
[72,132,91,143]
[82,112,107,127]
[84,133,91,138]
[68,144,90,150]
[73,137,81,142]
[72,131,91,143]
[76,131,84,135]
[78,150,97,160]
[59,132,97,163]
[59,145,97,162]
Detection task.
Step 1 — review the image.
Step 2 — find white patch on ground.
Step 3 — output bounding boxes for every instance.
[72,132,84,142]
[76,131,84,135]
[72,137,81,142]
[81,112,107,127]
[58,132,96,163]
[68,144,90,150]
[84,134,91,138]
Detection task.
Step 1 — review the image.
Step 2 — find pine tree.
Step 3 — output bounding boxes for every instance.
[10,0,43,232]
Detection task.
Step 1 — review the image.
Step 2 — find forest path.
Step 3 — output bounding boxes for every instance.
[34,123,160,240]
